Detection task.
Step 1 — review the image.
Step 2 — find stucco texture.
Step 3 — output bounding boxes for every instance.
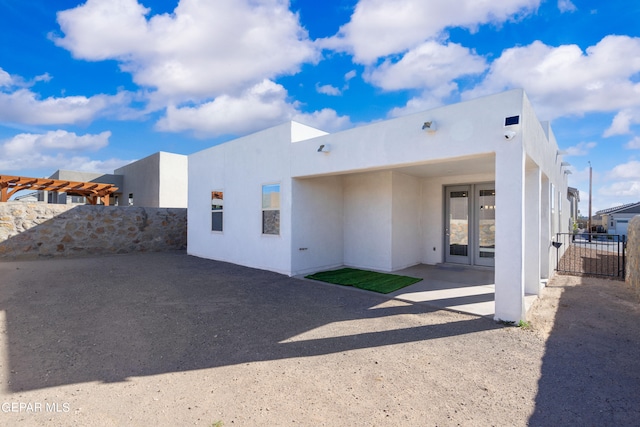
[626,215,640,298]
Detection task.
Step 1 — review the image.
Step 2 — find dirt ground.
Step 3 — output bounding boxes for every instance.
[0,252,639,426]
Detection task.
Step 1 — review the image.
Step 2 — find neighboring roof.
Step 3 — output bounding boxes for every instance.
[0,175,119,206]
[567,186,580,201]
[595,201,640,215]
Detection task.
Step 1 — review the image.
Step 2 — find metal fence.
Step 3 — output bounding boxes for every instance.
[554,233,627,280]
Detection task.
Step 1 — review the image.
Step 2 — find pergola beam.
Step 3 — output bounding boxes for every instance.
[0,175,118,205]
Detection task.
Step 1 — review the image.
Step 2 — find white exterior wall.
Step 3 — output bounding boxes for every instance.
[524,165,542,295]
[343,171,393,271]
[115,152,161,207]
[289,94,523,179]
[421,179,444,265]
[391,172,422,270]
[540,174,551,280]
[158,152,188,208]
[115,151,188,208]
[494,146,527,321]
[188,123,295,275]
[290,176,344,275]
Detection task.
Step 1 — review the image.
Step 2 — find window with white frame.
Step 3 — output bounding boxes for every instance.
[262,184,280,235]
[211,190,223,232]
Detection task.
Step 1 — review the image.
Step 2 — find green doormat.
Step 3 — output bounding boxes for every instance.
[305,268,422,294]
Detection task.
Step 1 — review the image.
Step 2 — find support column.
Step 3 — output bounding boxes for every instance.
[494,148,526,322]
[540,175,551,279]
[524,164,541,295]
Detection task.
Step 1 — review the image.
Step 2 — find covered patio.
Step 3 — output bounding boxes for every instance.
[189,89,570,322]
[388,264,539,317]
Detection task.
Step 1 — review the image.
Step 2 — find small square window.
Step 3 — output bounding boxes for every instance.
[211,190,223,232]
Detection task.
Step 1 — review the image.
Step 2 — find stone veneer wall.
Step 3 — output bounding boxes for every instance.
[0,202,186,260]
[626,215,640,299]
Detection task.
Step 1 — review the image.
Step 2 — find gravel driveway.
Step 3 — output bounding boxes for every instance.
[1,251,638,426]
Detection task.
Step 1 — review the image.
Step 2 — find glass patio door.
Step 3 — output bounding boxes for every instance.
[474,184,495,267]
[445,184,495,267]
[445,186,470,264]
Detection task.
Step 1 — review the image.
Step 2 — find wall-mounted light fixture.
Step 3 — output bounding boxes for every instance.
[564,170,572,175]
[561,161,571,167]
[422,121,437,133]
[504,130,516,140]
[317,144,331,153]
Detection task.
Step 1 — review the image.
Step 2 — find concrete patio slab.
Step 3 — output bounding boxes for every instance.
[387,264,538,318]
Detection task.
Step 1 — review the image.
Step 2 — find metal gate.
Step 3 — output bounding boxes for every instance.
[554,233,627,280]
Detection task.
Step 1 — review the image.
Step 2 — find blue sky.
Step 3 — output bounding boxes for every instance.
[1,0,639,214]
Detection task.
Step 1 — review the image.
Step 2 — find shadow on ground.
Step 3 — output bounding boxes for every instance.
[529,275,640,426]
[0,252,500,392]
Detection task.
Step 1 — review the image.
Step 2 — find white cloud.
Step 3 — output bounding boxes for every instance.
[54,0,317,104]
[569,162,640,212]
[321,0,540,63]
[597,181,640,199]
[565,141,596,156]
[156,80,294,137]
[558,0,577,13]
[293,108,353,133]
[33,73,53,83]
[0,87,129,125]
[156,80,352,137]
[364,40,486,91]
[388,82,458,117]
[3,130,110,157]
[626,136,640,149]
[463,36,640,119]
[344,70,357,81]
[0,154,131,175]
[316,83,341,96]
[0,67,14,87]
[593,159,640,209]
[607,160,640,180]
[604,108,640,136]
[0,67,53,89]
[0,130,127,173]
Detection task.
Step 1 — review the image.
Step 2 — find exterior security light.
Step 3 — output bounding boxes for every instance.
[317,144,331,153]
[422,121,436,132]
[504,130,516,140]
[561,161,571,167]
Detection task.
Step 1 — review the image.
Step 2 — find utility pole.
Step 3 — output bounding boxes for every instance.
[587,161,592,241]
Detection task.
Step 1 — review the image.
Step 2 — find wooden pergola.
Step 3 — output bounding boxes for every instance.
[0,175,119,206]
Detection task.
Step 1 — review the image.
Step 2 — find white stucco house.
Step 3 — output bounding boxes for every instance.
[35,151,188,208]
[188,89,571,322]
[114,151,188,208]
[596,202,640,237]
